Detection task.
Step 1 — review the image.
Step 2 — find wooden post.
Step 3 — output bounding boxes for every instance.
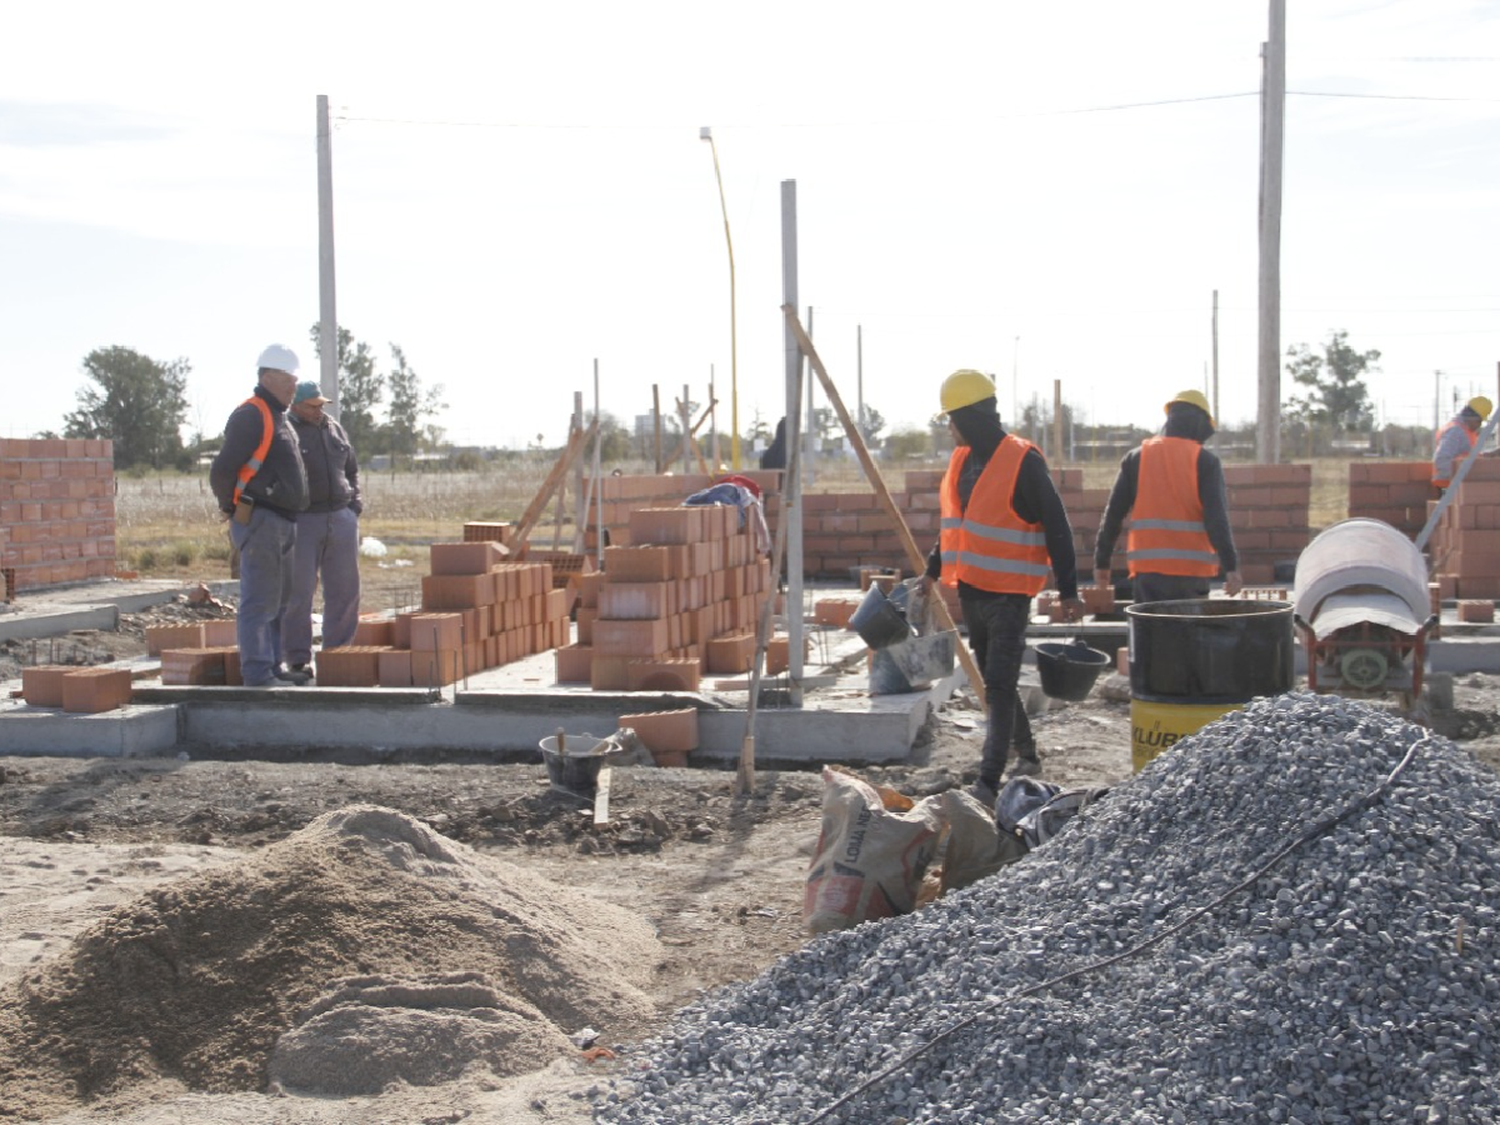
[1052,379,1064,463]
[781,304,985,705]
[513,421,598,554]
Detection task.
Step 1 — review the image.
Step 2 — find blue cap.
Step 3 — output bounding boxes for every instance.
[293,380,329,405]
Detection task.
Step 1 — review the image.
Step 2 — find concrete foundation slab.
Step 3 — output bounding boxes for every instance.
[0,703,178,758]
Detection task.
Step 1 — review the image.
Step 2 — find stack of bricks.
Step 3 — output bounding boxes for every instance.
[316,542,571,687]
[21,664,133,712]
[157,620,241,686]
[558,503,772,689]
[0,438,117,591]
[1347,462,1433,539]
[1422,459,1500,599]
[586,471,783,549]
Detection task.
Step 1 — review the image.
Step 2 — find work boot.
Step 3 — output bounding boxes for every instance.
[1014,742,1041,772]
[272,665,312,686]
[969,778,999,812]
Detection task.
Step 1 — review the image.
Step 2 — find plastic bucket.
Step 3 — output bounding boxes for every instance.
[848,584,914,650]
[538,733,618,795]
[1125,598,1294,770]
[1034,640,1112,701]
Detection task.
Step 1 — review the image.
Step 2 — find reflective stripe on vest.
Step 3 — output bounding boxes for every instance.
[1126,435,1217,578]
[232,395,276,507]
[938,435,1050,596]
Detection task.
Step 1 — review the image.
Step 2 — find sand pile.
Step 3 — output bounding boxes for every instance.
[0,805,660,1118]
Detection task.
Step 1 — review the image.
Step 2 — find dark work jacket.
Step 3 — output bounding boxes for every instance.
[926,440,1079,601]
[208,385,310,520]
[291,413,362,515]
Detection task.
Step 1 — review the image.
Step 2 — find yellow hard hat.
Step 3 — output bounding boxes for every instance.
[940,369,997,413]
[1165,388,1215,427]
[1468,396,1493,421]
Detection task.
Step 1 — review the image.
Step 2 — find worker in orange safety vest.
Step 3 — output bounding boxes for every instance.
[1433,396,1494,491]
[920,369,1082,807]
[1094,389,1242,604]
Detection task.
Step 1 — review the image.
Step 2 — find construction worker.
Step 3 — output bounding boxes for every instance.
[1093,389,1242,604]
[920,369,1083,805]
[1433,396,1494,492]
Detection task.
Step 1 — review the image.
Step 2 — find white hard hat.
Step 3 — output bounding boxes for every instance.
[256,343,300,374]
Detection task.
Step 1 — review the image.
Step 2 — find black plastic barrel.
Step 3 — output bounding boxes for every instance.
[1125,599,1294,769]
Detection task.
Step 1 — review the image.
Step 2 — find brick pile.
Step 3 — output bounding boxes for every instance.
[21,664,133,712]
[559,503,772,690]
[317,542,571,686]
[1421,458,1500,599]
[0,438,117,591]
[587,470,783,549]
[1346,461,1432,539]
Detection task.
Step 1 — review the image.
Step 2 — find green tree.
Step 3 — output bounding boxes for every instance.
[857,403,886,445]
[592,411,634,462]
[63,346,190,469]
[1286,330,1378,430]
[386,343,445,467]
[885,425,932,460]
[310,324,384,454]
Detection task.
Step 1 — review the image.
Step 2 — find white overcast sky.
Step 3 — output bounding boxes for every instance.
[3,1,1498,451]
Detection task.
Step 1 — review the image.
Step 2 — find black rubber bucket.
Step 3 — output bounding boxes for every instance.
[848,584,914,650]
[1126,598,1294,704]
[1034,640,1112,701]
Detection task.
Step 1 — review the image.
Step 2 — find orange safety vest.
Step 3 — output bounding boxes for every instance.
[1432,418,1477,489]
[1126,436,1218,578]
[939,435,1050,595]
[232,395,276,507]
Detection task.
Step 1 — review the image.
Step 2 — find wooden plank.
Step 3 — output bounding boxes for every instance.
[513,421,598,554]
[782,304,986,706]
[593,767,612,826]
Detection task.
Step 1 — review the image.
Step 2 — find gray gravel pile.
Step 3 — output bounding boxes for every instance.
[596,692,1500,1124]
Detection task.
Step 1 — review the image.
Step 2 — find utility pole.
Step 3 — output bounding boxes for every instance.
[1052,380,1064,464]
[1211,288,1220,432]
[856,324,863,444]
[1256,0,1286,464]
[316,95,338,415]
[781,180,804,710]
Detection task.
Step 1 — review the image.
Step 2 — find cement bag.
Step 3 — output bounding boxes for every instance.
[803,767,943,934]
[938,789,1027,893]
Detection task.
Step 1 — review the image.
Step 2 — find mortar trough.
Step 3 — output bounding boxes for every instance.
[539,733,620,796]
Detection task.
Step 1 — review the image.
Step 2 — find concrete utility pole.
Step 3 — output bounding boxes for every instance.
[316,95,339,415]
[1052,380,1064,464]
[1256,0,1286,463]
[1212,289,1221,431]
[781,179,804,709]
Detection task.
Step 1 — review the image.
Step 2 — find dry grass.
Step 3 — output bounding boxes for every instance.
[113,454,1354,588]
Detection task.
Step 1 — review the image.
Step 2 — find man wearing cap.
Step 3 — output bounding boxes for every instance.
[282,380,363,677]
[1433,396,1494,492]
[1094,389,1242,605]
[209,345,311,688]
[920,369,1083,805]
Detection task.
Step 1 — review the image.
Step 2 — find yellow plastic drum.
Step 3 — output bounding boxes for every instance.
[1130,698,1243,773]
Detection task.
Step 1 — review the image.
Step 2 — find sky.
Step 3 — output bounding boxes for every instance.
[3,1,1499,456]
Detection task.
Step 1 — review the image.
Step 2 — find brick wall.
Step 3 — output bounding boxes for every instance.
[1347,461,1433,539]
[0,438,117,591]
[1424,458,1500,599]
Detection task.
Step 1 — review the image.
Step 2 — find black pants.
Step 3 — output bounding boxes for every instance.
[1133,572,1211,604]
[960,590,1034,787]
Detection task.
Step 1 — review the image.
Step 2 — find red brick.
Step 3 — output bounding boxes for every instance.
[315,646,384,686]
[706,632,756,674]
[626,657,701,692]
[62,667,133,713]
[352,619,396,646]
[627,507,703,546]
[814,599,857,628]
[429,541,507,575]
[21,665,72,707]
[1458,600,1495,624]
[409,648,461,687]
[160,648,226,686]
[421,573,495,610]
[619,707,699,754]
[409,613,463,651]
[592,617,669,657]
[145,623,206,656]
[554,644,594,683]
[590,654,632,690]
[201,619,238,647]
[378,649,413,687]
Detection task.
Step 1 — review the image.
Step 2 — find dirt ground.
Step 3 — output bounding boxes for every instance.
[3,602,1500,1122]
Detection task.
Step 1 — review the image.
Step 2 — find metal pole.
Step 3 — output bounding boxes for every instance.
[804,305,816,486]
[316,95,339,415]
[781,180,804,709]
[681,383,692,474]
[709,364,720,469]
[1256,0,1286,463]
[1211,288,1220,435]
[700,128,739,469]
[856,324,864,441]
[593,360,604,570]
[571,391,584,549]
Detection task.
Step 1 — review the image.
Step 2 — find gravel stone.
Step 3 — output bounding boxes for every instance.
[596,693,1500,1123]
